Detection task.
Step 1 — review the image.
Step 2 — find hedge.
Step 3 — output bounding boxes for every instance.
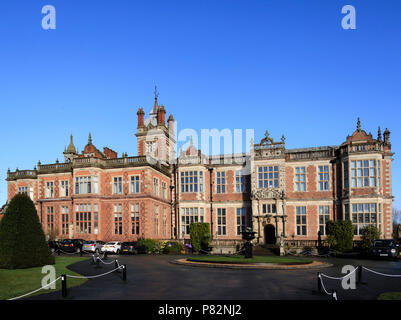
[0,193,54,269]
[326,220,354,253]
[190,222,211,252]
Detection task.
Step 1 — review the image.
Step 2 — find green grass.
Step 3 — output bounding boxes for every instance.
[187,255,313,265]
[378,292,401,300]
[0,256,89,300]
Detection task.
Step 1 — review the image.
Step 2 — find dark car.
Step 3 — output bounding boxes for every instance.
[121,242,148,254]
[371,239,399,260]
[121,242,138,254]
[60,239,85,253]
[47,240,60,252]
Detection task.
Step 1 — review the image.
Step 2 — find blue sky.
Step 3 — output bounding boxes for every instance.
[0,0,400,208]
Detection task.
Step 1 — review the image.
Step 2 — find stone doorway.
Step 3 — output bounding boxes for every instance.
[264,224,276,245]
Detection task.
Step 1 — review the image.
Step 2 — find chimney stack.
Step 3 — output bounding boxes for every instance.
[158,105,166,125]
[137,107,145,127]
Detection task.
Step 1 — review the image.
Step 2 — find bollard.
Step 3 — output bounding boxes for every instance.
[80,249,83,257]
[123,264,127,281]
[357,265,363,284]
[58,248,60,256]
[332,290,337,300]
[61,274,67,298]
[104,251,108,260]
[317,272,322,294]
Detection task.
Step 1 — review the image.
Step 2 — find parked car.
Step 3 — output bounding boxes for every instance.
[120,241,149,254]
[60,239,85,253]
[135,242,149,254]
[121,242,138,254]
[47,240,60,252]
[101,241,122,254]
[82,240,105,254]
[371,239,399,260]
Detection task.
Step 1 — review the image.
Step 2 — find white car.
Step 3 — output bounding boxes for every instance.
[101,241,122,254]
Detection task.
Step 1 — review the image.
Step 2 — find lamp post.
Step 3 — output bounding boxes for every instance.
[170,185,175,239]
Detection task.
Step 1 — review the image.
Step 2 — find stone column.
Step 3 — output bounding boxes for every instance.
[282,199,287,237]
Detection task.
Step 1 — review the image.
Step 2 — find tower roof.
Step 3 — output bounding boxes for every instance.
[145,86,160,127]
[66,134,77,154]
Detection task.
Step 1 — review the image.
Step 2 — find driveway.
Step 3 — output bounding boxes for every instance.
[28,254,401,300]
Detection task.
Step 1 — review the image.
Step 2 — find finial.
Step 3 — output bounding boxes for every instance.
[88,132,92,144]
[357,117,361,131]
[154,85,159,101]
[281,134,286,143]
[377,127,383,142]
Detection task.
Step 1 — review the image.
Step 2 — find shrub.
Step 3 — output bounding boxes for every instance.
[360,225,381,254]
[0,193,54,269]
[137,238,157,253]
[190,222,211,252]
[162,241,183,254]
[326,220,354,253]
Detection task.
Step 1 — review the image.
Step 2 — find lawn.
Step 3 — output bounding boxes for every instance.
[187,255,313,265]
[0,256,89,300]
[378,292,401,300]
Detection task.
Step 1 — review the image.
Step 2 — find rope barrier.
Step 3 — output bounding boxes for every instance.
[318,273,338,300]
[320,266,359,280]
[66,265,124,279]
[7,257,125,300]
[54,248,79,255]
[362,266,401,278]
[96,257,116,265]
[7,277,61,301]
[53,248,95,255]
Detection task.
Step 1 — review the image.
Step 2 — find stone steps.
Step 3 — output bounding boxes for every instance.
[253,244,279,256]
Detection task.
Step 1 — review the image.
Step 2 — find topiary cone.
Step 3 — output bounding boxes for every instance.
[0,193,54,269]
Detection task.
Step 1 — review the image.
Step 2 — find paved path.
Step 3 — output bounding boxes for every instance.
[29,254,401,300]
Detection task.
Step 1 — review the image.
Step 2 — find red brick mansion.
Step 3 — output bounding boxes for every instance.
[4,95,394,248]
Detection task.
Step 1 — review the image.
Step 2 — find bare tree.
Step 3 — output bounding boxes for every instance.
[392,208,401,240]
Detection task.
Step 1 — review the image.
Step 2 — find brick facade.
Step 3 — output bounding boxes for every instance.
[4,98,394,247]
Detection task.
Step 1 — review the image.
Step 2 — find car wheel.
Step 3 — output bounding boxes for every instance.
[116,249,120,255]
[95,248,99,254]
[76,248,81,253]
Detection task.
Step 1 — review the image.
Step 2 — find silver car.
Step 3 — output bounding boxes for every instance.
[82,240,105,254]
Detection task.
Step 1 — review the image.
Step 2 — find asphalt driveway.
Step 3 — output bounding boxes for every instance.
[28,254,401,300]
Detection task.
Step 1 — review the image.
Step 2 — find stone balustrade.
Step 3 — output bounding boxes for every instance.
[7,155,170,180]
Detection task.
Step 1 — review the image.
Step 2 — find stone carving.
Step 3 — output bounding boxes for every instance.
[251,188,285,200]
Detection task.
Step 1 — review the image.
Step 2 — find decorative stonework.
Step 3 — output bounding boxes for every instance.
[251,188,285,200]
